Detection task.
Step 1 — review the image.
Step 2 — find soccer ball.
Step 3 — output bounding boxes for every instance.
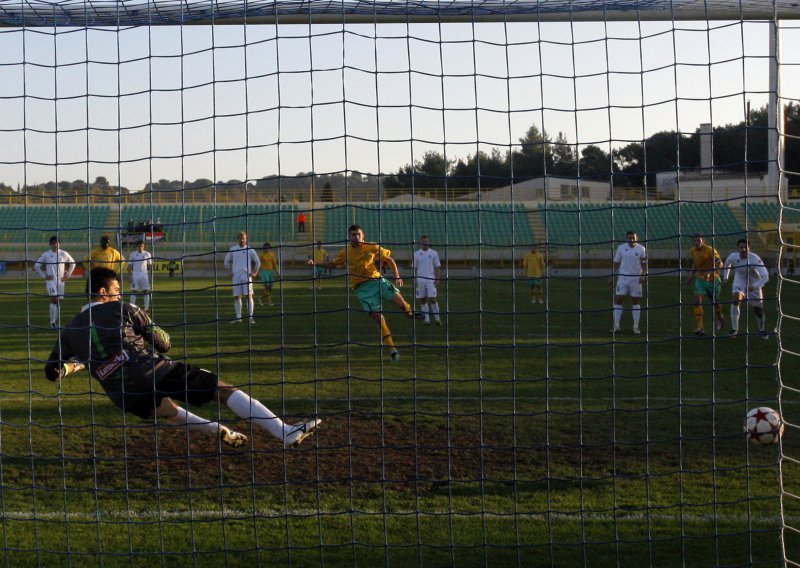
[745,407,784,445]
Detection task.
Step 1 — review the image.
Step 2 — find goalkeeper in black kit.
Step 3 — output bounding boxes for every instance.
[45,267,320,449]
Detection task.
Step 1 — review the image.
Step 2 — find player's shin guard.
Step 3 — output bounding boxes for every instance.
[730,304,740,331]
[247,297,255,316]
[613,304,623,327]
[421,304,429,322]
[694,306,704,329]
[632,305,641,327]
[226,390,286,439]
[431,302,440,320]
[234,298,242,319]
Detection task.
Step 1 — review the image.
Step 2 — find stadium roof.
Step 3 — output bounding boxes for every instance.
[1,0,798,27]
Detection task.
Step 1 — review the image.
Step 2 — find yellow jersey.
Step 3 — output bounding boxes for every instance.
[85,246,125,271]
[332,243,391,289]
[258,251,279,272]
[523,252,545,278]
[313,248,328,263]
[689,244,721,280]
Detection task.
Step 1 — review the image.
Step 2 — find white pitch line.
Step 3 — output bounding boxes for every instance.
[0,509,794,525]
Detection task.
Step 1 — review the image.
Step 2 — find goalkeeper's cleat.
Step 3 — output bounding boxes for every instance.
[249,317,256,325]
[220,426,248,448]
[390,349,400,362]
[283,418,322,449]
[229,318,242,324]
[611,326,620,334]
[423,320,430,325]
[694,327,705,336]
[434,319,442,326]
[632,327,641,335]
[730,328,738,337]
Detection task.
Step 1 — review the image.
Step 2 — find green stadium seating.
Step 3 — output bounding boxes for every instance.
[322,203,535,248]
[542,202,744,250]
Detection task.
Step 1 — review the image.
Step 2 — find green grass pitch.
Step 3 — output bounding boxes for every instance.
[0,272,793,566]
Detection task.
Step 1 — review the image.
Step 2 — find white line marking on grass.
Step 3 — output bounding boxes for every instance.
[1,509,793,525]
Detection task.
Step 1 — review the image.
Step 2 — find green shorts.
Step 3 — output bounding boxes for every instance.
[527,278,543,288]
[694,277,721,301]
[354,278,400,313]
[260,270,277,285]
[314,266,325,276]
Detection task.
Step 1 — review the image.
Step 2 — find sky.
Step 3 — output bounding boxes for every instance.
[0,18,797,192]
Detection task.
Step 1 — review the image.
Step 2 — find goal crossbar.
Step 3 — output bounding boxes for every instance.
[1,0,798,27]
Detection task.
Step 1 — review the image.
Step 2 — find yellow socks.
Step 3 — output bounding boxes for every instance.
[694,306,704,329]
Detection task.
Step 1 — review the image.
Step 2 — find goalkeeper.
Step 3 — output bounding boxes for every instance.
[44,267,320,449]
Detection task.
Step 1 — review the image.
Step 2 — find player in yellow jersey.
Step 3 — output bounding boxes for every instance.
[257,243,280,307]
[85,234,125,273]
[308,225,414,362]
[309,241,329,290]
[685,233,724,336]
[522,246,546,304]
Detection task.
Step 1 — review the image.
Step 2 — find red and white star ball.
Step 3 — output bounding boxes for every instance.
[745,407,784,445]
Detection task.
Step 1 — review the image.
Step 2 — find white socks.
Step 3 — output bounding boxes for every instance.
[421,304,429,322]
[247,297,255,317]
[431,302,440,321]
[166,406,221,436]
[632,305,641,327]
[130,294,137,306]
[730,304,740,331]
[613,304,622,327]
[143,293,150,310]
[234,298,242,319]
[226,389,286,439]
[49,303,59,325]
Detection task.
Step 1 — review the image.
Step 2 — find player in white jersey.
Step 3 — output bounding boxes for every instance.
[33,235,76,328]
[722,239,769,337]
[223,231,261,324]
[127,240,153,311]
[412,235,442,325]
[609,230,647,334]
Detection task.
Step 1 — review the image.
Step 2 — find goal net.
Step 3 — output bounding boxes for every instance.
[0,0,797,564]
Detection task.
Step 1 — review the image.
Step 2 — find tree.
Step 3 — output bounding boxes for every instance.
[551,132,577,177]
[578,145,611,180]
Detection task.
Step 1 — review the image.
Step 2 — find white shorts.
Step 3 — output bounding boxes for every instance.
[415,279,438,299]
[615,276,642,298]
[131,273,150,291]
[732,280,763,303]
[232,274,253,297]
[46,280,65,298]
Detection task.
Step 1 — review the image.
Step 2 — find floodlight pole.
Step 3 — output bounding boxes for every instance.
[768,20,785,198]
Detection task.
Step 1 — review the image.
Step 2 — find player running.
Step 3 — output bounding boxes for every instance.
[686,233,724,336]
[610,231,647,334]
[413,235,442,325]
[44,267,320,449]
[33,235,76,328]
[127,239,153,311]
[309,224,415,362]
[224,231,260,324]
[722,239,769,337]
